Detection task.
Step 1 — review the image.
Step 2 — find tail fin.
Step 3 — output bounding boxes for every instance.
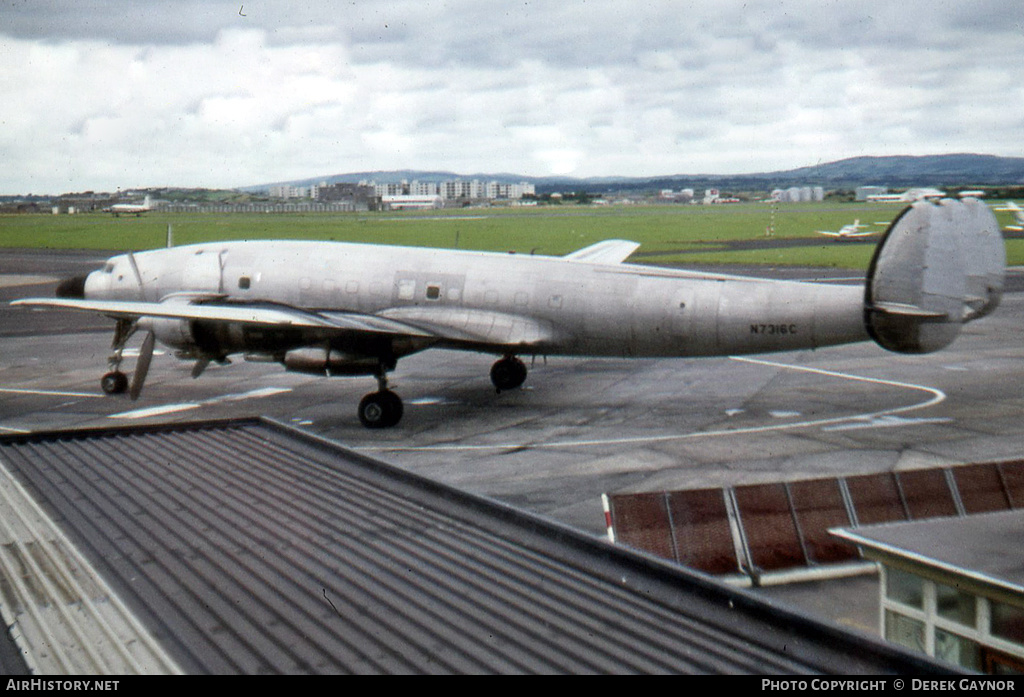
[864,198,1004,354]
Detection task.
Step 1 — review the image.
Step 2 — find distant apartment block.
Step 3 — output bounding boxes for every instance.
[360,178,536,203]
[771,186,825,203]
[269,185,317,199]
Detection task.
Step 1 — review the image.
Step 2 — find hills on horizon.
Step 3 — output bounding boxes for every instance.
[253,153,1024,195]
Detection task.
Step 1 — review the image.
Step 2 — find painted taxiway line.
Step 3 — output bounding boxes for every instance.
[0,387,103,399]
[107,386,293,420]
[363,357,947,453]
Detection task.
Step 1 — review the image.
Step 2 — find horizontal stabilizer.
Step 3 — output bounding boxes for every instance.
[867,301,948,319]
[565,239,640,264]
[865,198,1005,354]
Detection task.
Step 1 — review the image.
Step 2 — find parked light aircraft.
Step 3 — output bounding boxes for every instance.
[105,196,153,217]
[13,199,1005,428]
[995,202,1024,231]
[814,219,878,239]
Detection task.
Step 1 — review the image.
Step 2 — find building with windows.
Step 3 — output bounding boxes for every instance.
[269,185,314,199]
[833,511,1024,674]
[361,178,535,203]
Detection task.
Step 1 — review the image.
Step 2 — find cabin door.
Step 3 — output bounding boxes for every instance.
[183,248,226,294]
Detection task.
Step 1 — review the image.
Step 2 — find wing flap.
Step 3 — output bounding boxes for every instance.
[379,306,552,347]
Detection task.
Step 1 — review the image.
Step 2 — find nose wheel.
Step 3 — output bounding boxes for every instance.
[101,371,129,395]
[100,318,135,395]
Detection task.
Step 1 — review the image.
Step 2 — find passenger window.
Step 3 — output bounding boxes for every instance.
[238,276,251,290]
[426,285,441,300]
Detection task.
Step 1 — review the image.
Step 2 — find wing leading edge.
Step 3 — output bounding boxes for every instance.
[12,297,551,349]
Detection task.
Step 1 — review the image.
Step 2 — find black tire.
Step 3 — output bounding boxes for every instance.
[101,371,129,395]
[490,356,527,392]
[358,390,403,428]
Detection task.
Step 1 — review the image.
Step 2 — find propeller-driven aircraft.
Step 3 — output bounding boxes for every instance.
[13,199,1005,428]
[104,195,153,217]
[995,201,1024,231]
[814,219,878,239]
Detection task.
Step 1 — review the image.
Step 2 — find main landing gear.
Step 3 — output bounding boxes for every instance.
[490,355,527,393]
[358,364,404,429]
[356,355,530,429]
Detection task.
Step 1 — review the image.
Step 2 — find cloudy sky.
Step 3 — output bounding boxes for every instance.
[1,0,1022,193]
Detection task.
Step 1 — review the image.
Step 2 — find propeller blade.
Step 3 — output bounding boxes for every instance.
[129,331,156,401]
[191,358,210,379]
[55,274,88,299]
[126,251,146,300]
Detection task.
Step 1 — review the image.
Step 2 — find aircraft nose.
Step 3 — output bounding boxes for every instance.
[55,274,88,298]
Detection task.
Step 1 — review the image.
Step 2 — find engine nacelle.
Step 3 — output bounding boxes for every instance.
[282,348,380,376]
[141,315,323,362]
[142,316,199,353]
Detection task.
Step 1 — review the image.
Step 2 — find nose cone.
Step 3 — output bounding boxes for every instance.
[55,274,88,299]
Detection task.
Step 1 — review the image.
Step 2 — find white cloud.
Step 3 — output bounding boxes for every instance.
[0,0,1022,192]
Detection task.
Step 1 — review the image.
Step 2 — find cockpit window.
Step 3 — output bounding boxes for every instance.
[103,262,115,273]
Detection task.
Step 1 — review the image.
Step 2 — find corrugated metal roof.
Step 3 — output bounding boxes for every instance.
[0,417,954,674]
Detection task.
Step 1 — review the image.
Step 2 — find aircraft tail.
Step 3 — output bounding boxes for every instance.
[864,198,1004,354]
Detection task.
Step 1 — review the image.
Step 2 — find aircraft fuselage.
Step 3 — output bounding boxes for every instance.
[85,240,868,361]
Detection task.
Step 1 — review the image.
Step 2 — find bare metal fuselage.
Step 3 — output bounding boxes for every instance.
[85,240,869,360]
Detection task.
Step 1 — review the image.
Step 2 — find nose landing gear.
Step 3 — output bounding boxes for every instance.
[100,318,135,395]
[101,370,129,395]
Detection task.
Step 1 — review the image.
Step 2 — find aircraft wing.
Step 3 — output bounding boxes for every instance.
[564,239,641,264]
[12,297,435,337]
[13,297,551,348]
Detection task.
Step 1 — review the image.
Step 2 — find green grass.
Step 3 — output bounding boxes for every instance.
[2,201,1020,269]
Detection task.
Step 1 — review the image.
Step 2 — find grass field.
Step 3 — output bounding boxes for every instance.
[2,201,1021,269]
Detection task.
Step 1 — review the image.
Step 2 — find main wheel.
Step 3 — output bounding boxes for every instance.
[101,371,129,395]
[358,390,404,428]
[490,356,528,392]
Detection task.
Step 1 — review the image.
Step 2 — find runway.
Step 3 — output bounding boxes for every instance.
[3,248,1024,537]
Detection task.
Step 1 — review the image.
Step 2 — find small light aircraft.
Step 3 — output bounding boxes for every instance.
[105,195,153,217]
[994,201,1024,231]
[814,219,878,239]
[13,199,1005,428]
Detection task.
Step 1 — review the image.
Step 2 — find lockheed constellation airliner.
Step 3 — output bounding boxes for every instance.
[13,198,1005,428]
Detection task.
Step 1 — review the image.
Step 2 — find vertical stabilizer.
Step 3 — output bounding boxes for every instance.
[864,198,1004,354]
